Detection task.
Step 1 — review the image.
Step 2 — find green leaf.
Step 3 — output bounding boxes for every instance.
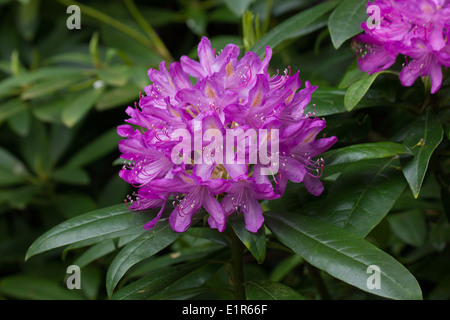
[223,0,255,17]
[229,214,266,264]
[316,158,407,238]
[264,211,423,300]
[25,204,156,261]
[245,281,306,300]
[110,262,203,300]
[0,67,89,100]
[21,75,85,100]
[106,220,183,296]
[95,82,140,110]
[0,146,29,186]
[65,127,121,168]
[387,210,427,247]
[250,0,340,57]
[62,88,103,128]
[0,275,83,300]
[401,110,444,198]
[0,98,27,124]
[328,0,367,49]
[97,65,131,87]
[322,142,412,167]
[429,217,450,251]
[7,107,31,137]
[307,88,382,117]
[344,71,383,111]
[338,68,365,89]
[52,167,90,185]
[268,254,303,282]
[73,239,117,268]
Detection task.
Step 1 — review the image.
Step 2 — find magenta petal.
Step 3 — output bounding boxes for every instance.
[303,174,324,196]
[243,196,264,233]
[204,193,226,232]
[429,59,443,94]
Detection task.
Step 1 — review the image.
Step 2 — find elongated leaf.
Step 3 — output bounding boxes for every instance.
[229,214,266,264]
[328,0,367,49]
[65,127,121,168]
[62,88,103,128]
[387,210,427,247]
[344,71,383,111]
[73,239,117,268]
[0,275,83,300]
[0,67,89,100]
[25,204,156,261]
[264,211,423,300]
[316,158,406,238]
[322,142,412,167]
[307,88,382,116]
[52,167,90,185]
[0,98,27,124]
[401,110,443,198]
[251,1,340,56]
[245,280,305,300]
[110,262,203,300]
[106,220,183,296]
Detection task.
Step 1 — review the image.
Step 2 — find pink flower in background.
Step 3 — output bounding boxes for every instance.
[118,37,336,233]
[355,0,450,93]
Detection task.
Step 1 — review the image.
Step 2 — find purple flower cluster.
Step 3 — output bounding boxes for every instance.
[118,37,336,233]
[355,0,450,93]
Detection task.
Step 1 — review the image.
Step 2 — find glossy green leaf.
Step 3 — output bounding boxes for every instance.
[229,214,266,264]
[401,110,444,198]
[344,71,383,111]
[316,158,407,238]
[322,142,412,167]
[106,220,183,296]
[73,239,117,268]
[264,211,423,300]
[387,210,427,247]
[110,262,203,300]
[251,0,340,56]
[245,281,305,300]
[338,68,365,89]
[25,204,156,261]
[307,88,382,116]
[151,261,224,299]
[328,0,367,49]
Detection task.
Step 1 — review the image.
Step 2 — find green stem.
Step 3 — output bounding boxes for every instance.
[230,230,246,300]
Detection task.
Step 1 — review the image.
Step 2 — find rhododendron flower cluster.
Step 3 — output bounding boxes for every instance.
[355,0,450,93]
[117,37,336,233]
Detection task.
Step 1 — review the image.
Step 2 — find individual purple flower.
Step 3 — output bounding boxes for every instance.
[354,0,450,93]
[118,37,336,233]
